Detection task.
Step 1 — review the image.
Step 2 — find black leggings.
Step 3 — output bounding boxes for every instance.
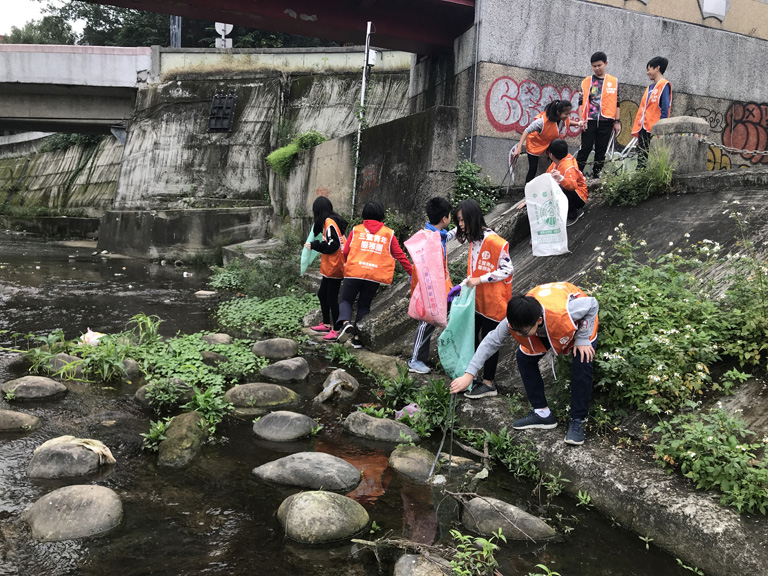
[525,153,541,183]
[475,313,501,382]
[317,277,342,326]
[337,278,379,329]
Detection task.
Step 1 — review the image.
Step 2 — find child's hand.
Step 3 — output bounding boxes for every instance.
[304,243,311,250]
[550,170,564,183]
[466,277,482,288]
[450,373,474,394]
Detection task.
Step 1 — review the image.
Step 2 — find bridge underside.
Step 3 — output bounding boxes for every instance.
[0,84,136,134]
[80,0,475,54]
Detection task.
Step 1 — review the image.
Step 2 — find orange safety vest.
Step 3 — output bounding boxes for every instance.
[631,78,671,137]
[509,282,599,356]
[469,233,512,322]
[579,74,619,121]
[343,223,397,285]
[527,112,571,156]
[547,154,588,203]
[319,218,346,279]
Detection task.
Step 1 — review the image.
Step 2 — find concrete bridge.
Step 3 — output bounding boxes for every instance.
[0,45,151,134]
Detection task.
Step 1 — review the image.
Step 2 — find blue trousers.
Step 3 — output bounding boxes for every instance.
[515,342,596,420]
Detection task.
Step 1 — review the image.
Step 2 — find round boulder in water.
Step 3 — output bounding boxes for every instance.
[28,443,101,479]
[394,554,447,576]
[23,485,123,541]
[462,496,556,541]
[1,376,67,401]
[0,409,41,432]
[157,411,208,468]
[389,445,435,483]
[277,491,369,544]
[260,357,309,381]
[202,333,232,345]
[253,452,361,491]
[252,338,300,360]
[343,411,420,443]
[253,411,316,441]
[225,383,298,416]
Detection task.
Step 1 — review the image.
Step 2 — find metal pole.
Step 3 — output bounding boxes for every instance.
[351,21,373,217]
[468,0,481,162]
[170,16,182,48]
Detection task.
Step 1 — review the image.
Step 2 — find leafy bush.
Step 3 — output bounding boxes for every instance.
[184,384,233,434]
[454,160,499,214]
[599,144,674,206]
[655,409,768,514]
[39,133,104,153]
[397,378,455,438]
[216,293,317,337]
[266,130,328,180]
[450,528,506,576]
[458,427,540,481]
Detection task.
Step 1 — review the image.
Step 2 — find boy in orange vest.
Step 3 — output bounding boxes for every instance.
[450,282,599,446]
[575,51,621,179]
[546,139,588,226]
[632,56,671,168]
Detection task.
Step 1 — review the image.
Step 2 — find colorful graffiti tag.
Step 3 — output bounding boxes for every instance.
[485,76,581,137]
[723,102,768,165]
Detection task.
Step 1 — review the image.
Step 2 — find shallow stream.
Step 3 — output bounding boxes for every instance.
[0,233,692,576]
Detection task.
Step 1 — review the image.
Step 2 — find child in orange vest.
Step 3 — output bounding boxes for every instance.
[306,197,348,339]
[513,99,573,183]
[632,56,671,168]
[450,282,599,446]
[454,198,514,399]
[333,201,413,349]
[575,51,621,178]
[546,139,588,226]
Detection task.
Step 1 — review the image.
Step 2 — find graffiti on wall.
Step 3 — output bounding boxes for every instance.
[723,102,768,165]
[485,77,581,137]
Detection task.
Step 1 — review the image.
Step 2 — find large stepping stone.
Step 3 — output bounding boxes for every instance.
[202,333,232,345]
[252,411,317,441]
[252,338,299,360]
[48,353,84,379]
[394,554,447,576]
[0,409,41,432]
[253,452,361,491]
[28,438,114,479]
[461,496,557,541]
[260,357,310,382]
[157,411,208,468]
[389,445,435,483]
[1,376,67,401]
[278,491,369,544]
[23,485,123,541]
[343,411,420,444]
[351,350,406,380]
[225,383,299,416]
[313,369,359,403]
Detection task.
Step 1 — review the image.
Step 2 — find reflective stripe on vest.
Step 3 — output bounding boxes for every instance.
[320,218,346,279]
[631,78,671,137]
[469,233,512,322]
[509,282,599,356]
[547,155,588,203]
[579,75,618,121]
[527,113,571,156]
[343,223,396,284]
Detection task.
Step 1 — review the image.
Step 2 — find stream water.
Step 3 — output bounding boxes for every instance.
[0,233,692,576]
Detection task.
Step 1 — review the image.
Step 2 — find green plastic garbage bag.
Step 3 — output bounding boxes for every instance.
[300,230,323,276]
[438,285,476,380]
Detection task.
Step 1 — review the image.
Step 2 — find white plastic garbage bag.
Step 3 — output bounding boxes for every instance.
[525,174,569,257]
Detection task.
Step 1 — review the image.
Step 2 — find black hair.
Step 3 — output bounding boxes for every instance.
[547,139,569,160]
[311,196,334,235]
[590,51,607,64]
[544,99,573,122]
[506,295,543,332]
[454,198,487,243]
[361,201,385,222]
[426,196,452,225]
[647,56,668,74]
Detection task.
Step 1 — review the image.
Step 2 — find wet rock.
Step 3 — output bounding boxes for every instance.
[351,350,406,380]
[202,333,232,345]
[252,338,300,360]
[277,491,369,544]
[7,354,32,371]
[252,410,316,441]
[28,443,101,479]
[225,383,298,416]
[48,353,84,379]
[343,411,420,444]
[394,554,447,576]
[313,369,359,403]
[302,309,323,328]
[157,411,208,468]
[461,496,556,541]
[0,410,41,432]
[23,485,123,541]
[194,290,218,299]
[122,358,141,379]
[260,357,309,382]
[1,376,67,401]
[253,452,361,491]
[201,350,227,366]
[439,453,483,472]
[389,445,435,483]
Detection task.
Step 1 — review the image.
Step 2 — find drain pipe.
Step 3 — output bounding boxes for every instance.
[351,21,374,217]
[468,0,481,162]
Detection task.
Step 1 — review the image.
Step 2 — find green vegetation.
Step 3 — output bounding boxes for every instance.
[449,528,506,576]
[39,133,104,153]
[216,293,317,338]
[140,418,173,452]
[454,160,499,214]
[598,145,674,206]
[266,130,327,180]
[459,427,541,481]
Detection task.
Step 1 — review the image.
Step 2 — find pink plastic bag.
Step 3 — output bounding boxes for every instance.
[404,230,448,328]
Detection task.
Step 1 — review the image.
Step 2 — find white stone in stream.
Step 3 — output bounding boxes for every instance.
[1,376,67,400]
[252,338,300,360]
[253,452,361,491]
[388,445,435,483]
[277,491,369,544]
[343,411,420,443]
[201,333,232,345]
[252,411,316,441]
[461,496,556,541]
[27,442,101,479]
[259,357,309,381]
[194,290,218,298]
[0,409,41,432]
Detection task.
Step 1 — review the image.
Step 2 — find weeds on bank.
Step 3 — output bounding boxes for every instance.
[216,293,317,338]
[454,160,499,214]
[449,527,506,576]
[598,144,674,206]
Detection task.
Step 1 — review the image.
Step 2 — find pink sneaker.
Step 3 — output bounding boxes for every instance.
[310,323,331,333]
[322,330,339,341]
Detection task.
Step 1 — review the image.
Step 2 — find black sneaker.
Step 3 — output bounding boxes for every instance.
[350,336,363,349]
[336,322,355,343]
[564,418,586,445]
[464,381,497,399]
[566,211,584,227]
[512,410,558,430]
